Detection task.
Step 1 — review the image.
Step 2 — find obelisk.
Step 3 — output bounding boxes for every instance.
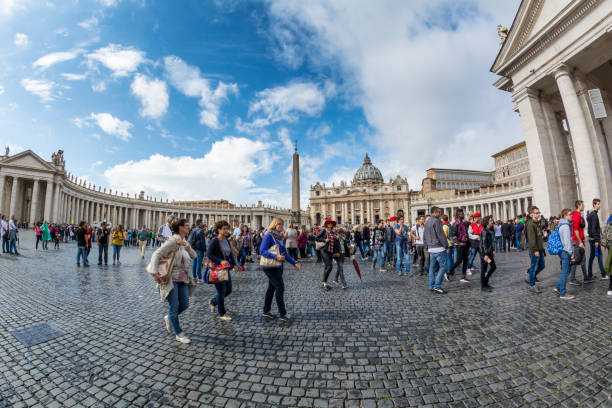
[291,140,300,224]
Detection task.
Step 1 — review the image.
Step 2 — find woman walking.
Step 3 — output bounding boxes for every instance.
[332,229,350,289]
[112,225,125,265]
[285,224,298,260]
[479,216,496,291]
[297,226,308,259]
[148,218,197,343]
[206,220,236,321]
[237,225,251,271]
[316,219,339,292]
[259,218,301,321]
[35,222,42,250]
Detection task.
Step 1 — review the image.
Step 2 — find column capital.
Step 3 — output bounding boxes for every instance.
[553,63,571,80]
[512,87,540,105]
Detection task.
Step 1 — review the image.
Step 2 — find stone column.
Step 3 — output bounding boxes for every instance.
[8,176,20,218]
[29,180,40,224]
[554,65,600,203]
[0,175,6,214]
[52,184,61,223]
[43,180,54,222]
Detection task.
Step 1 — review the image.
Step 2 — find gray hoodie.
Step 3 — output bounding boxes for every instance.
[558,219,573,255]
[424,216,448,252]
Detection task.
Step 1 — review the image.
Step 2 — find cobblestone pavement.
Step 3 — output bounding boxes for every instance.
[1,231,611,408]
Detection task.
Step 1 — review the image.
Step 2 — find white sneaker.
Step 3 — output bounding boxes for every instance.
[210,303,216,313]
[175,333,191,343]
[467,269,472,276]
[164,315,172,333]
[607,290,612,296]
[218,314,232,321]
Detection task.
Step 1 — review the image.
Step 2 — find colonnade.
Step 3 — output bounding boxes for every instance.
[434,196,533,221]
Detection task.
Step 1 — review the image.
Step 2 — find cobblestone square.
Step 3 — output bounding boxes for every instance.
[1,231,611,407]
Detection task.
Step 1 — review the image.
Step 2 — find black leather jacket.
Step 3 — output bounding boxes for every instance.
[479,226,494,257]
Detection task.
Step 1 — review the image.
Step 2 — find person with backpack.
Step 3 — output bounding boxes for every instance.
[552,209,576,300]
[259,218,300,321]
[75,221,88,267]
[448,209,470,283]
[138,226,149,259]
[526,206,545,293]
[586,198,608,280]
[371,220,386,272]
[189,220,206,282]
[467,212,483,275]
[569,200,590,285]
[515,218,525,251]
[96,222,110,266]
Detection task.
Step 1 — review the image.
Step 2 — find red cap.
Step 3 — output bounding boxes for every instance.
[473,212,481,217]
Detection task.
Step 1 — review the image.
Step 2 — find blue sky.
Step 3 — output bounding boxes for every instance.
[0,0,522,208]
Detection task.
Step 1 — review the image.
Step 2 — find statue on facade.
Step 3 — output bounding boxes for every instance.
[51,149,65,167]
[5,146,9,156]
[497,24,508,46]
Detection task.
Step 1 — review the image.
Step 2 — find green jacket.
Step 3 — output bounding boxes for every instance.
[526,219,544,254]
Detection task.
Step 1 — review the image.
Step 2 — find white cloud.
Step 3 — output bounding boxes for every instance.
[87,44,146,77]
[0,0,26,16]
[0,84,4,95]
[99,0,119,6]
[61,73,87,80]
[14,32,28,46]
[104,137,273,202]
[33,50,80,70]
[307,122,331,139]
[267,0,523,186]
[79,17,98,29]
[73,112,133,141]
[20,78,56,102]
[130,74,169,119]
[164,55,237,128]
[92,160,103,167]
[244,81,326,129]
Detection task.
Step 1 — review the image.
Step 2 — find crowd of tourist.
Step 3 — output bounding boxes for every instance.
[12,195,612,343]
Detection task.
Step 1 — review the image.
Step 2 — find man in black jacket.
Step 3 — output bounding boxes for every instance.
[190,219,207,282]
[361,222,371,260]
[501,220,513,252]
[383,219,395,266]
[587,199,608,280]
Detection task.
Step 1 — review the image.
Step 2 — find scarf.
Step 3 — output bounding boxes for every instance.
[269,230,284,243]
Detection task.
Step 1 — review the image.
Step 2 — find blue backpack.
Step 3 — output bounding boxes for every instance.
[546,226,564,255]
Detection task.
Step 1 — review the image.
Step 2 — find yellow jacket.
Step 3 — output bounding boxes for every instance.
[112,231,125,246]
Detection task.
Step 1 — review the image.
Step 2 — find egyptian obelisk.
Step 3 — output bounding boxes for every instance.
[291,141,301,224]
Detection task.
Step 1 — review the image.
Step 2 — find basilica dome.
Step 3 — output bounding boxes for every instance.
[354,153,383,183]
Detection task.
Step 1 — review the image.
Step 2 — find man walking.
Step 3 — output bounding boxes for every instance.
[526,206,545,293]
[137,226,149,259]
[555,209,576,300]
[75,221,88,266]
[587,198,608,280]
[361,221,371,260]
[412,216,426,275]
[383,218,395,267]
[424,207,449,293]
[394,216,410,275]
[569,200,590,285]
[449,209,470,283]
[97,221,110,266]
[190,219,207,282]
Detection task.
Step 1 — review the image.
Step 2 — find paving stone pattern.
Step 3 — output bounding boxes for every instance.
[0,231,610,407]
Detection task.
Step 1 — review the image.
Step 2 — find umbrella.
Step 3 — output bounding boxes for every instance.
[351,255,362,281]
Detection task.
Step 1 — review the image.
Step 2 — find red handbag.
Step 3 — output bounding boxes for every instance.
[207,263,230,283]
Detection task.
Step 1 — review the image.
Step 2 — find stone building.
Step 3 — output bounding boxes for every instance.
[308,154,410,226]
[0,149,297,229]
[491,0,612,219]
[410,142,534,221]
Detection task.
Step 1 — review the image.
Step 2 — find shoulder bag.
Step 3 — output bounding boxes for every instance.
[260,234,282,268]
[207,240,231,284]
[315,231,326,250]
[146,240,178,284]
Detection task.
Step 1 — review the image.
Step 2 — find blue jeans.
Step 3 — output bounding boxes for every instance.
[395,241,410,273]
[9,238,19,254]
[192,249,204,280]
[428,251,447,290]
[588,240,607,278]
[167,282,189,335]
[2,236,8,252]
[211,280,232,316]
[372,247,383,268]
[467,246,480,269]
[494,236,502,252]
[238,247,248,267]
[360,241,370,258]
[76,246,87,265]
[112,244,122,261]
[556,251,571,296]
[446,247,454,272]
[516,235,523,250]
[383,242,393,264]
[528,253,545,286]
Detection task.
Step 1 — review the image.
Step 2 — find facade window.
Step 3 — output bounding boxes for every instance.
[396,186,401,191]
[374,201,379,209]
[336,203,341,210]
[398,200,403,208]
[316,191,320,196]
[354,202,360,210]
[316,204,320,210]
